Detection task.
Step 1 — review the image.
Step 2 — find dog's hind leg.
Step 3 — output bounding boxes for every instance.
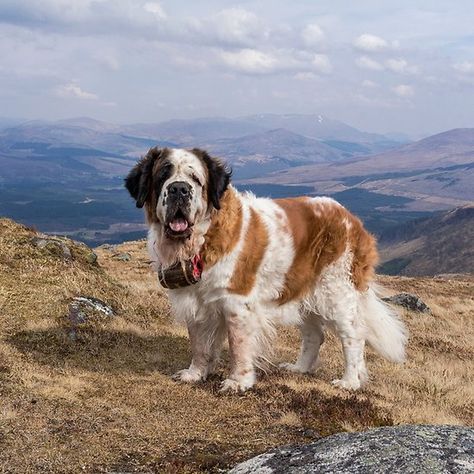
[313,253,368,390]
[280,314,324,374]
[317,287,368,390]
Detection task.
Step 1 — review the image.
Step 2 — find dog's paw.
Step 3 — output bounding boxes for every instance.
[219,378,253,393]
[280,362,319,374]
[279,362,306,373]
[172,368,204,383]
[331,378,361,391]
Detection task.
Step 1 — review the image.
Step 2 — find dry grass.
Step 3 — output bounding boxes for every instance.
[0,218,473,473]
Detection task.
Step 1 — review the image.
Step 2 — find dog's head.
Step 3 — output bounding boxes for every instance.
[125,147,231,241]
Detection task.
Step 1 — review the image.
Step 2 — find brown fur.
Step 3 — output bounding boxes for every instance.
[201,188,243,268]
[347,213,379,290]
[275,198,378,304]
[228,207,269,296]
[145,188,158,224]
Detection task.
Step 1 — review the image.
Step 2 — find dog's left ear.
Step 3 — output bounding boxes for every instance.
[192,148,231,210]
[125,147,163,208]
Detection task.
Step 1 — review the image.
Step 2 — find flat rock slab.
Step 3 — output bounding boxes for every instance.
[229,425,474,474]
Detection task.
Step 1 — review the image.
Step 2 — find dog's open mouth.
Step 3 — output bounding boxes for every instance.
[165,209,192,239]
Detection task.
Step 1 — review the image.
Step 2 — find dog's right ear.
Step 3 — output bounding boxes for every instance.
[125,147,163,208]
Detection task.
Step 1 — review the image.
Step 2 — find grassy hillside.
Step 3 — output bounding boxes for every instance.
[1,218,473,472]
[379,205,474,276]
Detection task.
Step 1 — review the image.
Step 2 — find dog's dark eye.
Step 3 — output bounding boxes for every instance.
[191,174,202,187]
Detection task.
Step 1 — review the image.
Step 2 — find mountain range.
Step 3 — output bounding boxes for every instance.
[0,114,404,182]
[0,114,472,267]
[246,128,474,211]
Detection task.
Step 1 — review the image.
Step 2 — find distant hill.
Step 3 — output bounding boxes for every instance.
[241,113,404,150]
[211,128,341,162]
[379,205,474,276]
[127,117,265,144]
[208,128,347,178]
[246,128,474,211]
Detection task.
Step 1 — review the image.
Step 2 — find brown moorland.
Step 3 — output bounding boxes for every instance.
[0,218,473,473]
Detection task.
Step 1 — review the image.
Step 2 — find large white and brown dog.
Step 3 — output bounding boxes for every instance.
[125,147,407,392]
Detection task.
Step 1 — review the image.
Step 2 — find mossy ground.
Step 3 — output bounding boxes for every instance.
[0,218,472,472]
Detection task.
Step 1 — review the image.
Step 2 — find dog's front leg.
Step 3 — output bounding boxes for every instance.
[220,311,257,393]
[172,318,217,383]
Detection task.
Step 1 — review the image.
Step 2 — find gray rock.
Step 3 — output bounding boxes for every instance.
[68,296,116,340]
[31,236,72,260]
[113,252,131,261]
[382,293,431,313]
[97,243,117,252]
[229,425,474,474]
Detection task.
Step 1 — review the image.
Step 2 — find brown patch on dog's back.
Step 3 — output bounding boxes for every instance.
[228,207,269,295]
[201,188,243,268]
[275,197,378,304]
[276,198,346,304]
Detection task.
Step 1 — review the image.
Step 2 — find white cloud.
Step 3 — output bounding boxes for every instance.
[294,71,317,81]
[385,57,418,74]
[56,82,98,100]
[0,0,170,32]
[356,56,384,71]
[453,61,474,75]
[392,84,414,98]
[143,2,167,20]
[362,79,378,88]
[200,8,263,47]
[220,49,277,74]
[301,23,325,48]
[354,34,388,52]
[312,54,332,74]
[95,53,120,71]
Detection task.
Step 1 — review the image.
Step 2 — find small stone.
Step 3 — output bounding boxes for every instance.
[31,236,72,260]
[97,243,117,252]
[113,252,131,262]
[382,293,431,313]
[68,296,116,340]
[85,252,98,264]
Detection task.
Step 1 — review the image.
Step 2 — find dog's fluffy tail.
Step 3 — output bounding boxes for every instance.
[360,285,408,363]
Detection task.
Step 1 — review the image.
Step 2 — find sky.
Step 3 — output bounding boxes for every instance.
[0,0,473,136]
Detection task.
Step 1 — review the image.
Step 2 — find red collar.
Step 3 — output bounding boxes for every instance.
[191,254,203,280]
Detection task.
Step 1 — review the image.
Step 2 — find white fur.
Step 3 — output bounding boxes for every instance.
[145,149,407,392]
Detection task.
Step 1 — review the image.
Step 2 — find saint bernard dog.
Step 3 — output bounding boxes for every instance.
[125,147,407,392]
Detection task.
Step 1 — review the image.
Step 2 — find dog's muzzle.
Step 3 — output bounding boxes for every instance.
[164,181,193,239]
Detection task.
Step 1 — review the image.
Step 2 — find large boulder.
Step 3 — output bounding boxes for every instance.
[229,425,474,473]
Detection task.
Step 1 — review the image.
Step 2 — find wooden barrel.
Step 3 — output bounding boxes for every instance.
[158,259,202,289]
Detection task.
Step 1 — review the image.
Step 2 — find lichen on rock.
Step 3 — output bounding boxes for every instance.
[229,425,474,474]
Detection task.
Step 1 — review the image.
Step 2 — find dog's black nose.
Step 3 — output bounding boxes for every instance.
[168,181,191,197]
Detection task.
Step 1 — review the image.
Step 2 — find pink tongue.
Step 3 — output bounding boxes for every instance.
[169,218,188,232]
